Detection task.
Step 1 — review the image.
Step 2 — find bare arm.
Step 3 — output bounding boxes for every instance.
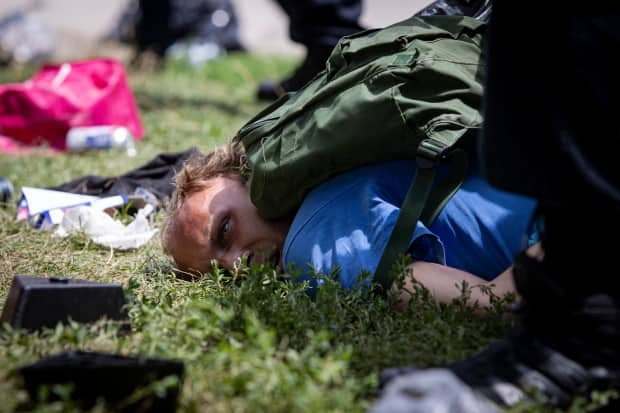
[394,242,543,309]
[394,261,515,309]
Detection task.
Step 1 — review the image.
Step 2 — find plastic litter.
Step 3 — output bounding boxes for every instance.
[371,368,500,413]
[54,204,158,250]
[16,187,127,229]
[66,126,137,157]
[166,37,224,67]
[0,177,14,206]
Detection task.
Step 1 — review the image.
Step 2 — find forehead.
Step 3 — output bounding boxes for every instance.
[179,175,243,218]
[181,178,226,215]
[171,178,228,270]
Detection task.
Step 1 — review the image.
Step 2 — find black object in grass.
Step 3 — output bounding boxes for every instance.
[0,275,128,331]
[19,350,185,413]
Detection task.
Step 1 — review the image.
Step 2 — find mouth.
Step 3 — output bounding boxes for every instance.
[245,249,281,269]
[270,249,281,270]
[245,253,254,267]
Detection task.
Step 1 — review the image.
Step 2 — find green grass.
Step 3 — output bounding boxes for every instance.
[0,54,609,413]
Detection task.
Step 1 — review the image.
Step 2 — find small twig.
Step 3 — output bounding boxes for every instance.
[106,247,114,264]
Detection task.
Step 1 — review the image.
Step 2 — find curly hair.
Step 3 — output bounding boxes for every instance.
[160,142,248,262]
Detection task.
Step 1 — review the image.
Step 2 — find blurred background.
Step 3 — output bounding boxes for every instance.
[0,0,431,66]
[0,0,437,190]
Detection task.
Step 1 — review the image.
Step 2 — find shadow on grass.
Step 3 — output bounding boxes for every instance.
[134,90,254,117]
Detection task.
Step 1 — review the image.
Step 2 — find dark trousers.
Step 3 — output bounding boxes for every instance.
[273,0,364,49]
[136,0,172,55]
[480,5,620,364]
[135,0,241,55]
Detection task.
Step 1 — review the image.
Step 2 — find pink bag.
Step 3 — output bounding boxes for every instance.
[0,58,144,152]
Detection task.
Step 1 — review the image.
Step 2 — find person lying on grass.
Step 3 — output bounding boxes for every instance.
[160,142,543,308]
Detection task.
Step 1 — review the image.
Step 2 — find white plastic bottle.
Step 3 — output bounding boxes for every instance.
[66,126,137,157]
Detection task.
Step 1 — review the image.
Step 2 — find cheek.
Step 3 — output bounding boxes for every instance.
[169,221,210,271]
[230,184,286,244]
[171,236,202,269]
[237,211,280,244]
[259,216,287,244]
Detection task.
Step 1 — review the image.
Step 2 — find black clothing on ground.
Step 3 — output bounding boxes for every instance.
[49,148,198,209]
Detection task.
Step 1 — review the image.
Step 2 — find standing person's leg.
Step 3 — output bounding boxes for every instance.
[276,0,364,47]
[375,7,620,411]
[257,0,364,100]
[135,0,173,57]
[480,7,620,377]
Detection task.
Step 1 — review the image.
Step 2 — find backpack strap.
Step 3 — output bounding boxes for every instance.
[373,140,468,292]
[420,148,469,225]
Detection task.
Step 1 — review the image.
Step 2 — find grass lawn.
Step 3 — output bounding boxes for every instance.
[0,54,587,412]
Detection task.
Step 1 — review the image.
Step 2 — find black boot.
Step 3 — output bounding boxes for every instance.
[378,331,619,411]
[256,44,332,101]
[379,252,620,410]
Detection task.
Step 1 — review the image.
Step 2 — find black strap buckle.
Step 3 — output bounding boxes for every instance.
[416,138,448,169]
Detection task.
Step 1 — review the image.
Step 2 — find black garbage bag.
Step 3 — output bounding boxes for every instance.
[109,0,243,59]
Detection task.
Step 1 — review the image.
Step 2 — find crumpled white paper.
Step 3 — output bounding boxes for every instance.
[371,369,501,413]
[54,204,158,250]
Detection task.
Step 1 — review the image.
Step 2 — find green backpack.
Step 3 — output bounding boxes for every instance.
[234,15,487,290]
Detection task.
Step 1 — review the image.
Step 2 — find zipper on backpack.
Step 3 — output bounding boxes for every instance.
[235,117,279,142]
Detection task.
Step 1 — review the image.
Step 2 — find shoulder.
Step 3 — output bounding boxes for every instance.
[282,160,445,289]
[286,160,416,246]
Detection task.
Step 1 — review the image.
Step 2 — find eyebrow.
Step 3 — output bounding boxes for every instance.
[194,179,219,253]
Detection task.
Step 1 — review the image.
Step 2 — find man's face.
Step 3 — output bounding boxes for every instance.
[168,176,289,275]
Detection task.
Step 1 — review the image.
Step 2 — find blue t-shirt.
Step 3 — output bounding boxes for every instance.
[282,161,539,290]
